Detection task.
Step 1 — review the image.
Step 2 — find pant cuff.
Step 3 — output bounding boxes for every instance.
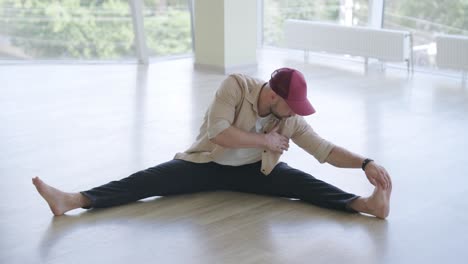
[80,191,96,209]
[345,195,361,213]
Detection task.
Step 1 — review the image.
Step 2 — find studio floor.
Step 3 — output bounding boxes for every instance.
[1,49,468,264]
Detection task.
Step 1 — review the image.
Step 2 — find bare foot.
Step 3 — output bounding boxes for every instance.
[32,177,84,216]
[349,183,392,219]
[365,185,392,219]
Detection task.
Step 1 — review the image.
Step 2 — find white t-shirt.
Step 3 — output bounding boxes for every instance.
[213,114,273,166]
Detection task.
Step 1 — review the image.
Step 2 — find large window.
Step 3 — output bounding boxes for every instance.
[263,0,369,47]
[0,0,193,61]
[2,0,466,66]
[143,0,192,58]
[0,0,137,60]
[384,0,468,68]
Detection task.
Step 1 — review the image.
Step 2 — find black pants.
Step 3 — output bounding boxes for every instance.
[81,160,359,213]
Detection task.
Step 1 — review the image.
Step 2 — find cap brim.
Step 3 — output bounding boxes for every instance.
[286,99,316,116]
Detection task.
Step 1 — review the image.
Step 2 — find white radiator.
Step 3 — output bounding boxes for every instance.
[284,20,413,72]
[436,34,468,72]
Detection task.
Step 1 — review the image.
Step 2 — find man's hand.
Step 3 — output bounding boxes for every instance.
[264,125,289,154]
[364,162,392,190]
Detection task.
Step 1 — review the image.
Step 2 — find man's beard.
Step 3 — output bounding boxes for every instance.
[270,105,290,120]
[271,110,283,120]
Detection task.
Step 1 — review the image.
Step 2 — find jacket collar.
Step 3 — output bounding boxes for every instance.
[246,81,267,115]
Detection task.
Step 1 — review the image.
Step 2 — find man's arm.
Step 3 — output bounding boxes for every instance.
[326,145,392,190]
[210,125,290,154]
[325,145,365,169]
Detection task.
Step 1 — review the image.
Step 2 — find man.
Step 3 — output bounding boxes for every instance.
[32,68,392,219]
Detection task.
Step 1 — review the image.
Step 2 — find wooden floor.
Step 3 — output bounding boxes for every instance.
[1,49,468,264]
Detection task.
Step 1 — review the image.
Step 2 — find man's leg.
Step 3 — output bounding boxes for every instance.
[33,160,222,216]
[226,162,390,219]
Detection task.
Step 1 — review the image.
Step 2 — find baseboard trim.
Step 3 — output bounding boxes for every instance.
[194,63,258,74]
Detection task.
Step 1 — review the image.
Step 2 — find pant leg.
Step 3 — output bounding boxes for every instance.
[81,159,223,209]
[226,162,359,213]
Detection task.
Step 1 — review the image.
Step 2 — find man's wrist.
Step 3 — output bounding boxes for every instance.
[361,158,374,171]
[259,133,268,149]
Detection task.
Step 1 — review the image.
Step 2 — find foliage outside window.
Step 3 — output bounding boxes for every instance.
[0,0,192,60]
[143,0,192,57]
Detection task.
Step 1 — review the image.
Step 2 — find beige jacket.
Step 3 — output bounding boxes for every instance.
[174,74,335,175]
